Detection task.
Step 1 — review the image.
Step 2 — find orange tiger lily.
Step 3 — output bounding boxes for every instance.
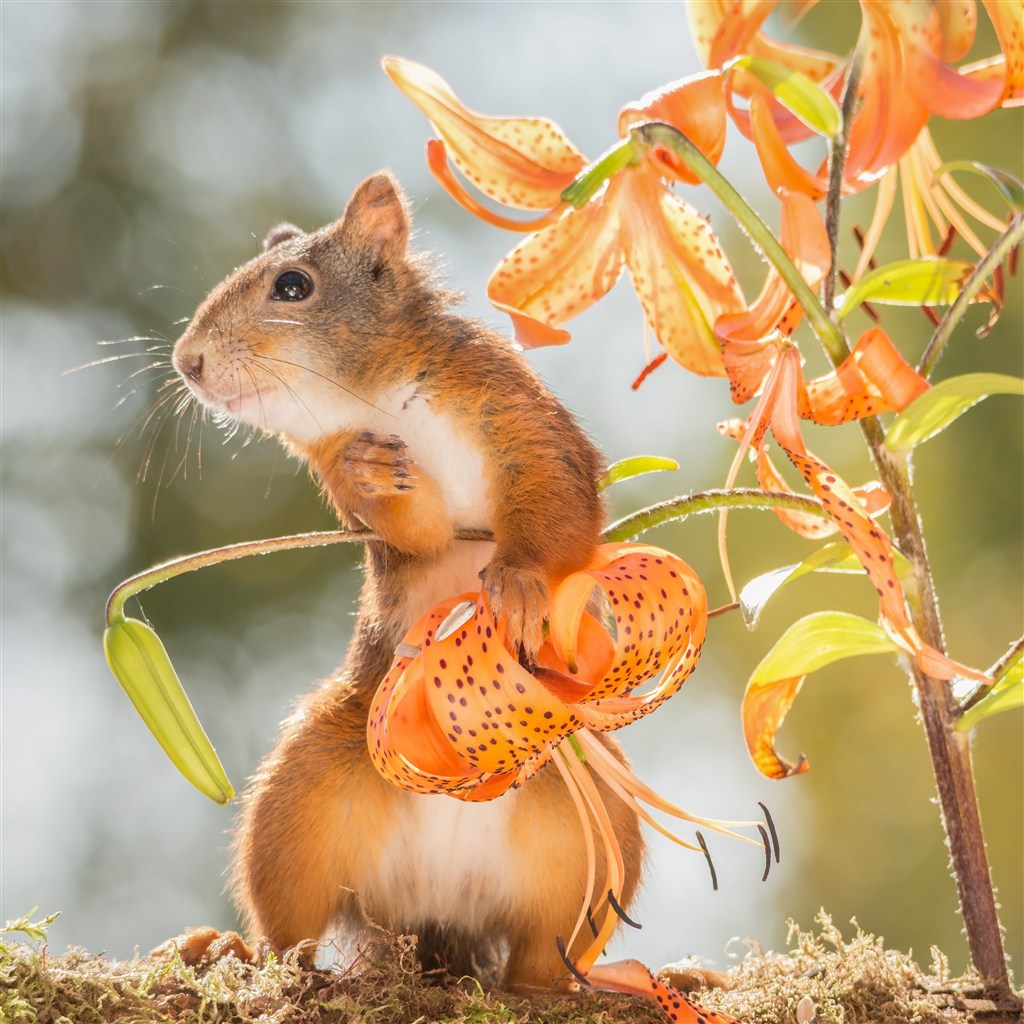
[385,56,744,375]
[690,0,1023,199]
[713,192,988,709]
[368,543,769,1019]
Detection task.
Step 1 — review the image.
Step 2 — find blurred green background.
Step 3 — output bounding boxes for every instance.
[2,0,1020,980]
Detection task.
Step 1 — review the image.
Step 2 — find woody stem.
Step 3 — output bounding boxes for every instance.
[819,108,1010,991]
[863,443,1010,995]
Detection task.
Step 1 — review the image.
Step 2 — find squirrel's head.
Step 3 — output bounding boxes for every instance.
[172,172,428,441]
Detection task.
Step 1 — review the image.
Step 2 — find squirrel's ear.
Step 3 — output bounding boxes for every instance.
[336,172,410,272]
[263,223,304,251]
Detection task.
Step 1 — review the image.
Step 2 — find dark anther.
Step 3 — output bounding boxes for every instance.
[586,907,599,938]
[759,801,781,864]
[758,824,772,882]
[556,935,589,986]
[696,831,718,891]
[607,888,642,929]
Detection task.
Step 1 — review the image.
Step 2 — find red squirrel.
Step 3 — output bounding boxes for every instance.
[169,172,643,988]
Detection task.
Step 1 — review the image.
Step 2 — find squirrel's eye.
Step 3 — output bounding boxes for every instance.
[271,270,313,301]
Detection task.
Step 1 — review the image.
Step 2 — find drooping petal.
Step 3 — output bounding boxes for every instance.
[487,182,625,348]
[743,611,899,779]
[980,0,1024,106]
[620,165,743,376]
[383,56,586,211]
[586,958,743,1024]
[768,348,988,684]
[617,72,729,185]
[800,327,930,425]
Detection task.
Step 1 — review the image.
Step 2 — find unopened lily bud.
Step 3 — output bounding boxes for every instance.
[104,616,234,804]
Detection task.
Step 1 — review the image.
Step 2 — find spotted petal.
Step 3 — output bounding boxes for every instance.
[620,165,743,377]
[383,56,586,211]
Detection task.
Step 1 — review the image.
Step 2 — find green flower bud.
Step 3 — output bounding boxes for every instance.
[104,616,234,804]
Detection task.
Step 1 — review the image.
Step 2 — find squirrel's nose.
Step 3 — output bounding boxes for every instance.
[178,352,204,382]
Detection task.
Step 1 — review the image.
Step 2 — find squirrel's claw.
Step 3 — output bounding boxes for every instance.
[343,432,414,498]
[479,562,548,662]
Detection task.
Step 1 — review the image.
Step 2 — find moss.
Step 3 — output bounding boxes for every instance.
[1,912,1019,1024]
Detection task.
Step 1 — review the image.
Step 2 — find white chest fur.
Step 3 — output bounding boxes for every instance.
[365,788,519,934]
[274,378,492,531]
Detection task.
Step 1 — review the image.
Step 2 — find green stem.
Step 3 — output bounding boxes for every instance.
[562,138,640,208]
[959,635,1024,717]
[629,121,851,368]
[602,488,825,543]
[917,213,1024,379]
[105,527,494,625]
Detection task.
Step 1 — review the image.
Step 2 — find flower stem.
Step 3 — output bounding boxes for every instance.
[866,436,1011,995]
[562,138,640,208]
[106,527,494,624]
[630,121,851,368]
[822,52,862,315]
[602,488,825,543]
[917,213,1023,379]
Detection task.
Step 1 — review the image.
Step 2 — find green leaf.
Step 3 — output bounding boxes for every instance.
[837,258,975,319]
[598,455,679,490]
[727,56,841,137]
[957,653,1024,732]
[739,542,865,629]
[934,161,1024,214]
[885,373,1024,452]
[104,616,234,804]
[743,611,898,778]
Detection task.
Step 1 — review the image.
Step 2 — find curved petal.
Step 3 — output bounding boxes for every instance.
[800,327,930,425]
[747,92,828,198]
[981,0,1024,105]
[383,56,586,210]
[617,72,729,185]
[487,186,625,348]
[620,166,742,377]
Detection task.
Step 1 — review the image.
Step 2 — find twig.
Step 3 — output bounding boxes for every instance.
[917,213,1024,379]
[822,52,862,315]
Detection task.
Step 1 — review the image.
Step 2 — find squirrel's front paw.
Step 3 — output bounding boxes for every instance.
[480,562,549,662]
[343,431,413,498]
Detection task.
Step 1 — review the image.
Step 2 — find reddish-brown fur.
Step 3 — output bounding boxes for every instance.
[170,172,644,988]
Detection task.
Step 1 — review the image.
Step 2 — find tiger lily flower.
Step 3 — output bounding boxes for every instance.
[689,0,1023,199]
[385,56,744,375]
[368,542,771,1017]
[713,191,987,688]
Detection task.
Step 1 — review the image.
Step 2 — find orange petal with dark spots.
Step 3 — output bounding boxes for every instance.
[800,327,930,425]
[383,56,586,211]
[586,959,742,1024]
[619,164,743,377]
[487,184,625,348]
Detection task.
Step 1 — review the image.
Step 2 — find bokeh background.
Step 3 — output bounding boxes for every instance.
[2,0,1021,981]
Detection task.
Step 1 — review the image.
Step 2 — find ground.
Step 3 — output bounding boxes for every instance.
[1,913,1020,1024]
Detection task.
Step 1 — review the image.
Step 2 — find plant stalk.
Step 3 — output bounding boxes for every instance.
[867,444,1010,995]
[815,70,1011,991]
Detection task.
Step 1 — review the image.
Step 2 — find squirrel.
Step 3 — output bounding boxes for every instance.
[168,172,643,989]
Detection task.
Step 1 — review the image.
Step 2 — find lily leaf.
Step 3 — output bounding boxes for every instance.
[740,542,865,629]
[104,616,234,804]
[934,161,1024,214]
[885,373,1024,453]
[743,611,898,779]
[957,653,1023,733]
[837,258,976,319]
[598,455,679,490]
[727,56,841,137]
